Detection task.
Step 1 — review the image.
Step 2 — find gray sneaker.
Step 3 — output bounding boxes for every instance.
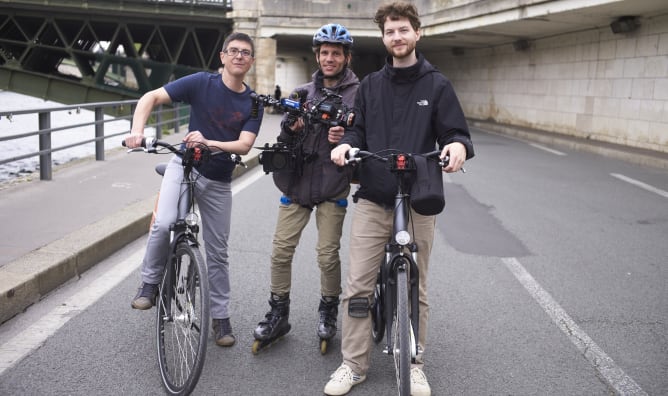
[212,318,236,347]
[324,363,366,395]
[410,367,431,396]
[131,282,158,310]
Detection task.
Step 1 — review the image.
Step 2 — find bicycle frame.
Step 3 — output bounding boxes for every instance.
[347,148,444,396]
[161,152,201,320]
[126,137,244,395]
[380,154,420,359]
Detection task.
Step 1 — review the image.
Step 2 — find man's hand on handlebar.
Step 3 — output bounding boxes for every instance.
[330,143,352,166]
[124,133,145,149]
[183,130,209,148]
[440,142,466,173]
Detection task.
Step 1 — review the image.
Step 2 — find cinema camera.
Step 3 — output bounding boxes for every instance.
[251,88,356,174]
[250,88,355,129]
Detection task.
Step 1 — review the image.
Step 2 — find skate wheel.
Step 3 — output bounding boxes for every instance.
[252,339,261,355]
[320,339,328,355]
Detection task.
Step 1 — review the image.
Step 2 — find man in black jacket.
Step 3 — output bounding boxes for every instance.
[325,3,474,396]
[252,24,360,353]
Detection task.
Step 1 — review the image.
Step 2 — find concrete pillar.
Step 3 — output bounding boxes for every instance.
[254,37,277,95]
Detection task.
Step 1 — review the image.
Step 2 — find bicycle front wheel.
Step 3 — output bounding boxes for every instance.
[371,268,385,344]
[393,267,411,396]
[156,241,210,395]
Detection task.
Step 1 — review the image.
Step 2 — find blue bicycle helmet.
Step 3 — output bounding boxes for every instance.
[313,23,353,47]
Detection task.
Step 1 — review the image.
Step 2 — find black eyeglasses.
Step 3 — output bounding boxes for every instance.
[223,48,253,58]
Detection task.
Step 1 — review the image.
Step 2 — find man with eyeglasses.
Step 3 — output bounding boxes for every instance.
[124,32,263,347]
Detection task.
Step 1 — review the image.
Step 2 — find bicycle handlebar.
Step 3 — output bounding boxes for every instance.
[344,148,449,168]
[123,137,245,167]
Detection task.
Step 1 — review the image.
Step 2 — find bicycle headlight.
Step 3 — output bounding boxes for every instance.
[395,230,410,246]
[185,212,199,227]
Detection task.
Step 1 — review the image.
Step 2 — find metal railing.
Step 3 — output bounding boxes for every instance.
[0,100,189,181]
[125,0,233,9]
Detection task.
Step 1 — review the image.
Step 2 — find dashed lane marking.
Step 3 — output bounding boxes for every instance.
[610,173,668,199]
[529,142,567,156]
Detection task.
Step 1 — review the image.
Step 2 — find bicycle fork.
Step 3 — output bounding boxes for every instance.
[383,253,421,360]
[162,225,198,323]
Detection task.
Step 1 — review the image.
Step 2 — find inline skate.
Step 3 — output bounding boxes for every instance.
[317,295,339,354]
[252,293,291,354]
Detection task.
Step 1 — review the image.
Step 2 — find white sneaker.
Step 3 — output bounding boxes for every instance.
[324,363,366,395]
[410,367,431,396]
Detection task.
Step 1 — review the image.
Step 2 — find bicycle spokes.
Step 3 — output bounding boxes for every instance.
[157,242,208,395]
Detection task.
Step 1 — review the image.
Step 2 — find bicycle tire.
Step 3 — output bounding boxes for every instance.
[156,240,209,395]
[371,268,385,344]
[393,267,411,396]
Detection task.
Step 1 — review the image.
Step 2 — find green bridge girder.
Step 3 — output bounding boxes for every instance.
[0,0,234,103]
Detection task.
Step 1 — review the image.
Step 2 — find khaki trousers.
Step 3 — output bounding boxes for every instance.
[341,198,435,375]
[269,188,350,297]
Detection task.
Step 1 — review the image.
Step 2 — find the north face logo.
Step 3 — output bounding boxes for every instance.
[416,99,429,106]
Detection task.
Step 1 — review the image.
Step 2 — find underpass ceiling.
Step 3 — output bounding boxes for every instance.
[274,0,668,56]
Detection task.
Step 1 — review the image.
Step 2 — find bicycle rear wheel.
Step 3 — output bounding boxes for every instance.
[393,267,411,396]
[156,241,209,395]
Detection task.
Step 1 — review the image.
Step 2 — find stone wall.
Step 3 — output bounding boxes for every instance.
[433,13,668,153]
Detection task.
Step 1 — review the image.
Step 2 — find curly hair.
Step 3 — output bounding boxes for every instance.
[373,2,421,33]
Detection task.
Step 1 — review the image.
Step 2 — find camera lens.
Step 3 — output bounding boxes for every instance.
[271,153,288,169]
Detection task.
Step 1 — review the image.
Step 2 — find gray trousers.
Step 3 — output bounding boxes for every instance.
[141,156,233,319]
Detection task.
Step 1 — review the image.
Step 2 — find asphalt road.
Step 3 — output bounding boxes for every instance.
[0,129,666,395]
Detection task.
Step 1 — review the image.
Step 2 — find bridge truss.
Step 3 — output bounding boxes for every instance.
[0,0,234,103]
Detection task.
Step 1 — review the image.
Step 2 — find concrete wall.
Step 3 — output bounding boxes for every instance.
[432,13,668,153]
[229,0,667,154]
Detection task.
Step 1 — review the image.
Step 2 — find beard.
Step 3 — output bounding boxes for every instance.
[386,41,416,59]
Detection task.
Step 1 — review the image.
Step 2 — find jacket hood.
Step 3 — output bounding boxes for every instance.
[313,68,360,92]
[381,52,436,84]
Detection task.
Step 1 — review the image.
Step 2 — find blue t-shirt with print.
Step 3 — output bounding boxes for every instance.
[164,71,262,182]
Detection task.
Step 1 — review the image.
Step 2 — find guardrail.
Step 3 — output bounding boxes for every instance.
[0,100,189,181]
[125,0,232,6]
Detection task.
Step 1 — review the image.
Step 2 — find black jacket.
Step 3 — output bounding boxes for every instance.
[340,52,474,207]
[273,68,360,206]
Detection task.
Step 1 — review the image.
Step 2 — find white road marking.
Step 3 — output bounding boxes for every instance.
[0,168,264,375]
[0,249,143,374]
[529,142,567,156]
[232,166,265,195]
[502,257,647,395]
[610,173,668,198]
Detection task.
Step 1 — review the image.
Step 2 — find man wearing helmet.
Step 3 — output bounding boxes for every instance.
[252,24,360,353]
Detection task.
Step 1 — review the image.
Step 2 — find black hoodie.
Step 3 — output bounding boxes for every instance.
[340,52,474,208]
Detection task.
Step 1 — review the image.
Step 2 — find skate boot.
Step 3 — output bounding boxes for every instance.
[317,295,339,354]
[252,293,291,354]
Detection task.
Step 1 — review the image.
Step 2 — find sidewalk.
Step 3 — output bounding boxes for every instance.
[0,113,282,324]
[1,115,666,324]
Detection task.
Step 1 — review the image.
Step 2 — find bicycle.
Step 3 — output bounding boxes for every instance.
[125,137,244,395]
[345,147,447,396]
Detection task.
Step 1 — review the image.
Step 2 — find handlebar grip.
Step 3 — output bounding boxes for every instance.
[344,147,360,165]
[122,137,153,148]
